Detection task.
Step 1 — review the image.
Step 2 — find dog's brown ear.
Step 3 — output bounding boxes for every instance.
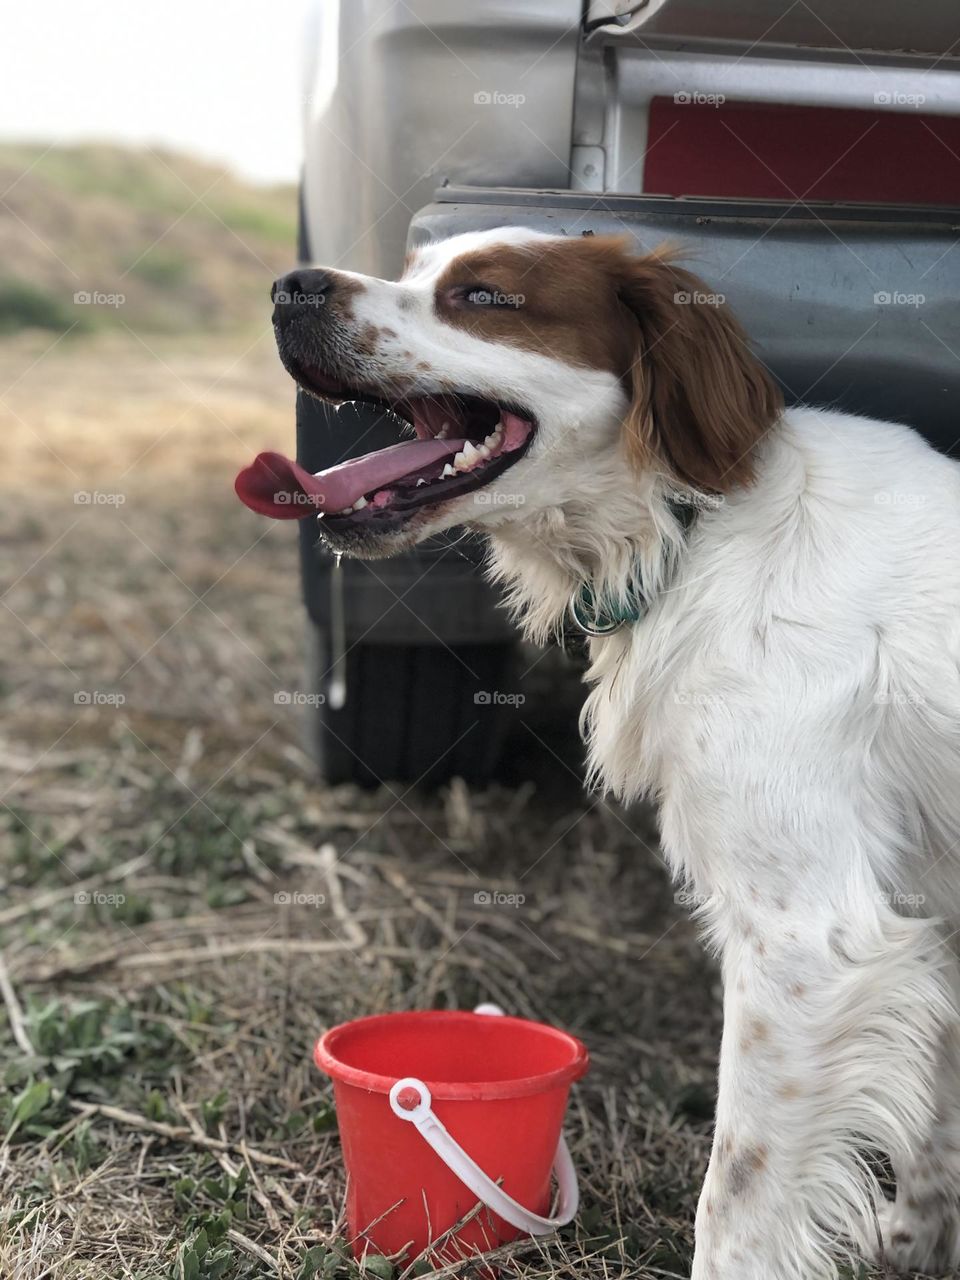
[611,243,783,491]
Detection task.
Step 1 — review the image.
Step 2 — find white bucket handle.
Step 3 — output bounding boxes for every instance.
[387,1004,579,1236]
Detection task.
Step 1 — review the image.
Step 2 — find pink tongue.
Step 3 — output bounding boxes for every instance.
[235,440,465,520]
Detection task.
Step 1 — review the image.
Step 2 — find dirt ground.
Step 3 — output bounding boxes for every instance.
[0,331,885,1278]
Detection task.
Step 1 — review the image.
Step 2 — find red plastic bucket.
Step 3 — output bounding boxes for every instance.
[314,1008,589,1263]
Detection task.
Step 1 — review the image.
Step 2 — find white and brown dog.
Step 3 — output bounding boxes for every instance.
[238,228,960,1279]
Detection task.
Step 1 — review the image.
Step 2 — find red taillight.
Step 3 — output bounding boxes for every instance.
[645,98,960,206]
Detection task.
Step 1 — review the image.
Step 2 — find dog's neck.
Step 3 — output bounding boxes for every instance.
[483,459,691,646]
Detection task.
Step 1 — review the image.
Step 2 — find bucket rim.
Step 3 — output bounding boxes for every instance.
[314,1009,589,1100]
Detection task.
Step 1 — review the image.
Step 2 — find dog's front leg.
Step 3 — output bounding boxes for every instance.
[687,893,950,1280]
[691,924,831,1280]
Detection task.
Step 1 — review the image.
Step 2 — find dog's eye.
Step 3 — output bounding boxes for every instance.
[457,285,523,310]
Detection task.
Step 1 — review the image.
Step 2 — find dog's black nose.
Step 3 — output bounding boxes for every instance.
[271,268,334,313]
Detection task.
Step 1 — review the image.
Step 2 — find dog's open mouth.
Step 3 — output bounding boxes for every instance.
[235,382,536,526]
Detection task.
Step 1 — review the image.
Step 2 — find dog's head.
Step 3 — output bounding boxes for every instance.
[268,228,782,558]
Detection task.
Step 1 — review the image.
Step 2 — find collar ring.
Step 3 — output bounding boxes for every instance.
[567,588,631,638]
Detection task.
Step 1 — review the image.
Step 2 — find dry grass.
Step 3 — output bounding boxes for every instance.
[0,331,892,1279]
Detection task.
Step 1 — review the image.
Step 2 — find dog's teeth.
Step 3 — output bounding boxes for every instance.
[454,440,489,472]
[416,478,427,487]
[353,496,368,509]
[437,423,450,439]
[452,440,490,472]
[441,463,457,478]
[484,428,502,451]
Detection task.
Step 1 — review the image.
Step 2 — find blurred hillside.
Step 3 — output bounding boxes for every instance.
[0,143,297,334]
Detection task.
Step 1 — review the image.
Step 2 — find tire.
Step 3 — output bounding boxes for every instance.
[305,627,517,787]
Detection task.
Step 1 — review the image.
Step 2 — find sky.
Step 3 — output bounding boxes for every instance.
[0,0,315,185]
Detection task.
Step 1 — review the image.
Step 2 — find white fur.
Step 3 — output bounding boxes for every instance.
[313,230,960,1277]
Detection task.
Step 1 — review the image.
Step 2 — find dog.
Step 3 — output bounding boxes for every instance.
[258,228,960,1279]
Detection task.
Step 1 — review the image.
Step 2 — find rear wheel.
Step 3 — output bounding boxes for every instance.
[305,627,516,786]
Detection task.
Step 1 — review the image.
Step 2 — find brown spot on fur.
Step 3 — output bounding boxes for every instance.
[789,981,806,998]
[778,1081,802,1100]
[348,329,415,393]
[432,236,782,492]
[740,1016,770,1052]
[416,361,431,371]
[727,1145,768,1196]
[892,1230,914,1246]
[324,272,363,321]
[352,323,386,357]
